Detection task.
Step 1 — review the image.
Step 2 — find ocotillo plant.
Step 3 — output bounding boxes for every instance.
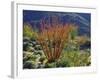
[37,16,73,62]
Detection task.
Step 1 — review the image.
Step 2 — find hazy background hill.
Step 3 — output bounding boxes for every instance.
[23,10,91,37]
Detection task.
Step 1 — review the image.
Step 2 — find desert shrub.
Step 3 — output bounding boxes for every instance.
[79,52,91,66]
[27,47,34,52]
[45,62,56,68]
[34,45,42,50]
[23,41,34,51]
[23,37,30,42]
[23,52,37,63]
[31,41,37,47]
[23,61,35,69]
[74,36,90,48]
[39,57,45,63]
[23,42,29,51]
[56,59,70,67]
[23,23,38,40]
[37,17,76,62]
[36,51,42,56]
[60,50,91,67]
[69,25,78,40]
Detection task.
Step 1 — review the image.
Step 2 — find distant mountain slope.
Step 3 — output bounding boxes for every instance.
[23,10,91,37]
